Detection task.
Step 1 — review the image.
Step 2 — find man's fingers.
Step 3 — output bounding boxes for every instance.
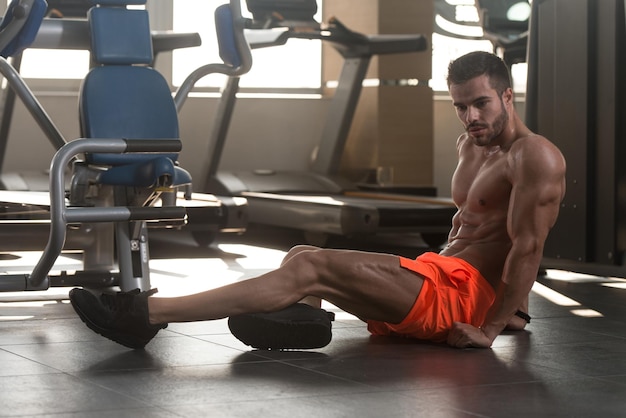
[447,323,470,347]
[447,322,489,348]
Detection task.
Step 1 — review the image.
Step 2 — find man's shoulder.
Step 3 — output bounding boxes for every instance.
[510,134,566,174]
[513,133,550,145]
[511,134,561,156]
[456,133,471,149]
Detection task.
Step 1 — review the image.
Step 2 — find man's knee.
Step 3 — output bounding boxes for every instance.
[285,248,356,288]
[282,245,320,266]
[290,244,320,255]
[290,248,350,287]
[281,248,326,284]
[285,245,320,259]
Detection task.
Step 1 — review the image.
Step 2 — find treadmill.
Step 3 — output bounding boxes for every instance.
[203,0,457,247]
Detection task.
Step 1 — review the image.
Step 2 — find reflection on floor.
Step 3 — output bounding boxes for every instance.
[1,227,626,417]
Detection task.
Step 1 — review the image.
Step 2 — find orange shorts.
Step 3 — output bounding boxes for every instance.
[367,252,495,343]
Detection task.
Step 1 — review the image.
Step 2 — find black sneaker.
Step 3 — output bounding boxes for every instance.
[228,303,335,350]
[69,288,167,349]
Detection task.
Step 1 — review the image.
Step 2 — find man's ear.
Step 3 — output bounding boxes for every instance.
[502,88,514,105]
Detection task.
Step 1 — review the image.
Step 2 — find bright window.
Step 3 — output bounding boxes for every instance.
[18,49,89,80]
[4,0,528,93]
[431,33,493,92]
[4,1,323,91]
[171,0,322,90]
[432,0,528,93]
[432,33,527,93]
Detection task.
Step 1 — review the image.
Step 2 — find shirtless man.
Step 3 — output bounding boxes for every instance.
[69,51,566,350]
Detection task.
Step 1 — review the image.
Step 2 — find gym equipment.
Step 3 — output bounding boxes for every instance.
[434,0,530,68]
[526,0,626,277]
[0,10,203,191]
[45,0,90,17]
[474,0,529,68]
[0,9,245,243]
[246,0,318,28]
[434,0,484,41]
[0,0,251,291]
[203,0,457,247]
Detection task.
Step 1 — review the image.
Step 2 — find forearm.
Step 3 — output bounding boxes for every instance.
[480,247,541,342]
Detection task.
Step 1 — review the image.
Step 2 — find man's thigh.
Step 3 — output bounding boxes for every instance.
[309,249,425,324]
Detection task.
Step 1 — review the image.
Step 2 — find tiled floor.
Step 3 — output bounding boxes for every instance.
[2,227,626,417]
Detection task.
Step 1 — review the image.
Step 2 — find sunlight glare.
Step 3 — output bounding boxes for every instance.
[532,282,580,306]
[602,282,626,290]
[218,244,287,269]
[532,282,603,318]
[0,316,34,321]
[569,309,603,318]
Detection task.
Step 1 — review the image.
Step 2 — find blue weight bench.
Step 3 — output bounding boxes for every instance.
[0,0,253,292]
[79,0,192,189]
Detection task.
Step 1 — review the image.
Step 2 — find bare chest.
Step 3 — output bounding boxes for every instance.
[452,153,512,212]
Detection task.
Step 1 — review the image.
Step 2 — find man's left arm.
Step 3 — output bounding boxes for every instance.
[448,137,566,348]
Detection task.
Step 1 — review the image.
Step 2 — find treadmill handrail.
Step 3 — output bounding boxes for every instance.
[324,32,427,57]
[245,17,427,57]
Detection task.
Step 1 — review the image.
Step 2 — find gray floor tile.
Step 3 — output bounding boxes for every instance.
[1,230,626,417]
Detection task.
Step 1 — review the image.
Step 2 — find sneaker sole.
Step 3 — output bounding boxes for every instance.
[228,307,332,350]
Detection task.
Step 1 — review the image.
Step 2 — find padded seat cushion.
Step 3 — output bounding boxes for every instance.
[88,6,152,65]
[97,156,191,187]
[80,65,180,166]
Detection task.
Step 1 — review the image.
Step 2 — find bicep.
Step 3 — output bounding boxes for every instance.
[507,145,566,248]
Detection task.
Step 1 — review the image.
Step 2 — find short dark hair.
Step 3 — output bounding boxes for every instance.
[446,51,512,95]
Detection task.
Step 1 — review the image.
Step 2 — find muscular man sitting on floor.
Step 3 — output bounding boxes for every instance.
[69,51,566,350]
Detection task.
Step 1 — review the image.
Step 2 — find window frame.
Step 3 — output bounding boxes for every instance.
[6,1,528,96]
[5,1,325,95]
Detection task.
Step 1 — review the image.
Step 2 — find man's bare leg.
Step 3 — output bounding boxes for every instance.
[147,246,424,326]
[281,245,323,308]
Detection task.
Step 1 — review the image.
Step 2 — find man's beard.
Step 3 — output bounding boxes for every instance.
[467,102,508,147]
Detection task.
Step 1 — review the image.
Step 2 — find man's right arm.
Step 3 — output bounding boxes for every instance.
[473,137,566,346]
[448,137,566,348]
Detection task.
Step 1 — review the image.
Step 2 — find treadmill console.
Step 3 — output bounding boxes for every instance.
[246,0,318,28]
